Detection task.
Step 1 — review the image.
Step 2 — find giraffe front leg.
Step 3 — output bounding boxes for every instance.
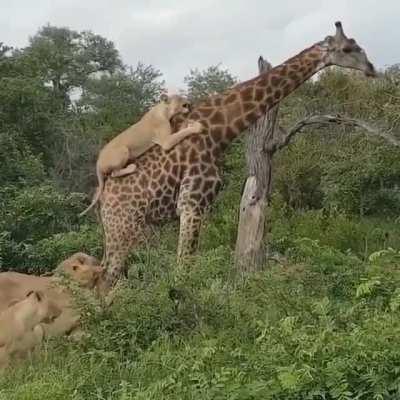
[102,245,129,290]
[177,208,202,265]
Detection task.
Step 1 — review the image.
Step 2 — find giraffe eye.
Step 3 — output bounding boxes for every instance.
[342,46,352,53]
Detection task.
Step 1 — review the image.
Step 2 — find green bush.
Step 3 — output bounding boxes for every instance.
[274,134,324,210]
[321,135,400,216]
[0,185,95,272]
[0,185,85,241]
[269,194,400,258]
[19,224,102,274]
[2,241,400,399]
[0,131,46,187]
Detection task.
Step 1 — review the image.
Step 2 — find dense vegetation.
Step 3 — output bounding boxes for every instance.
[1,26,400,399]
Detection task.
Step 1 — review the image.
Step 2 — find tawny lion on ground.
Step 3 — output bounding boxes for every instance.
[79,94,203,216]
[0,291,61,369]
[0,253,105,342]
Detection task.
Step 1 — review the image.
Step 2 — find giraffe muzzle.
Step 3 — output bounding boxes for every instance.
[364,62,377,78]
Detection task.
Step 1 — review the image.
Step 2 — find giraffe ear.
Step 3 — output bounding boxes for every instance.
[324,35,335,46]
[74,253,87,264]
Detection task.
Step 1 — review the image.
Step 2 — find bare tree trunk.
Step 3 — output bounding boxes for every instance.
[234,57,279,275]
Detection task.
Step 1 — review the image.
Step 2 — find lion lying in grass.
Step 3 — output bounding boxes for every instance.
[0,252,105,341]
[0,290,61,369]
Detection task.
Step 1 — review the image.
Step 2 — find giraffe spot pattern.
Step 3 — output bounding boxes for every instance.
[240,87,253,102]
[210,111,225,125]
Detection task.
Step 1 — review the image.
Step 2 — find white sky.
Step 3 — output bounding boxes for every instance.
[1,0,398,90]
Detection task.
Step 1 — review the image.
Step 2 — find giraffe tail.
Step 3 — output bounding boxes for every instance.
[79,165,105,217]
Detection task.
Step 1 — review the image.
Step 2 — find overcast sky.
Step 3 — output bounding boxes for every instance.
[1,0,398,90]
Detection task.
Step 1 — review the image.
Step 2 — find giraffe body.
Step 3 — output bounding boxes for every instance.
[95,22,376,287]
[100,135,222,283]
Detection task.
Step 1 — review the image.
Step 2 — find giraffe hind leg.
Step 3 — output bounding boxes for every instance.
[177,208,202,265]
[101,210,146,289]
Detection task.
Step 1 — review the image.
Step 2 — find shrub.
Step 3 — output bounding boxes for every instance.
[20,224,102,274]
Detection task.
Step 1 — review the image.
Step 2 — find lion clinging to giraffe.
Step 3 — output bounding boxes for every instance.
[80,94,202,216]
[81,21,376,290]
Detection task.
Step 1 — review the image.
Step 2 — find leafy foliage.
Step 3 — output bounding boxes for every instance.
[2,241,400,399]
[1,25,400,400]
[79,63,165,135]
[184,64,237,103]
[25,25,122,104]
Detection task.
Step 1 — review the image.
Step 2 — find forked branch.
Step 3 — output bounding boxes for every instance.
[267,114,400,153]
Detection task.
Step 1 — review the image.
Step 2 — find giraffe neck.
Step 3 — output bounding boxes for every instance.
[199,42,329,148]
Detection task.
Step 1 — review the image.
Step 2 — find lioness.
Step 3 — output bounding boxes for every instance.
[0,252,105,340]
[0,291,61,368]
[79,94,203,216]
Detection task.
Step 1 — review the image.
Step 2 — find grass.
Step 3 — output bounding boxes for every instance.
[2,229,400,399]
[2,144,400,399]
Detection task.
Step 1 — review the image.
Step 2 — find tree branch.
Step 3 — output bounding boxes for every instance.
[267,114,400,153]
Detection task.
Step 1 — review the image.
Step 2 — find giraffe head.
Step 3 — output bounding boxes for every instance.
[322,21,376,77]
[160,94,192,119]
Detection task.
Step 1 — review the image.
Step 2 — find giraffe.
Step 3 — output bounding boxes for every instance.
[94,21,376,289]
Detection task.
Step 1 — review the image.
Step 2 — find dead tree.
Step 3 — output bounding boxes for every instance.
[234,57,278,274]
[234,58,400,276]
